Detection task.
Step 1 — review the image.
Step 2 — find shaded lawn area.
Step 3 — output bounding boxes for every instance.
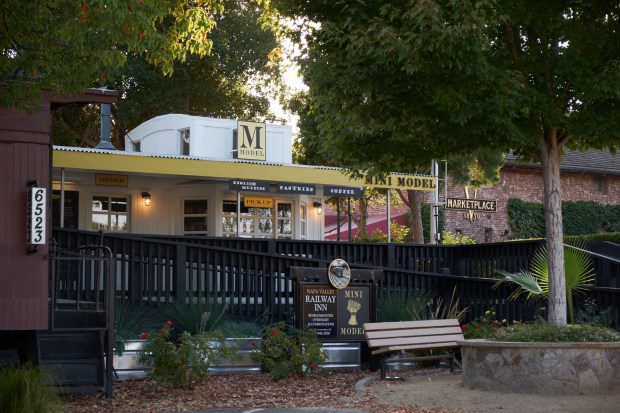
[61,370,450,413]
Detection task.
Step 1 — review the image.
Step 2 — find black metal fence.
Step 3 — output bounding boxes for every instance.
[52,228,620,329]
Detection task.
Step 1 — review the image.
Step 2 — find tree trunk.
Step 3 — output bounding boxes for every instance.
[539,129,567,326]
[356,193,368,238]
[407,190,424,244]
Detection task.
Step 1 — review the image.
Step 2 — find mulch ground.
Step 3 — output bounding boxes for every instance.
[61,370,451,413]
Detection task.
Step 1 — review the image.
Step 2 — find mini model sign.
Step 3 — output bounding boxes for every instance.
[293,259,379,341]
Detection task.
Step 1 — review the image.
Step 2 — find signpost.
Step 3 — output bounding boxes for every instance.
[292,260,381,342]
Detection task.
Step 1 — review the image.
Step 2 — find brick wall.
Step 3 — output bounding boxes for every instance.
[445,167,620,242]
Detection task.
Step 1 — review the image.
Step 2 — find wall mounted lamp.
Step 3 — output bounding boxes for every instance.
[313,201,323,215]
[142,192,151,207]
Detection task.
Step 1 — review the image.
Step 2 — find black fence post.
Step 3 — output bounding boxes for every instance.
[130,242,141,306]
[175,243,187,304]
[268,239,277,255]
[387,243,395,269]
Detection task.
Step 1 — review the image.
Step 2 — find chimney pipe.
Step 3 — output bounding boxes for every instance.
[95,103,116,150]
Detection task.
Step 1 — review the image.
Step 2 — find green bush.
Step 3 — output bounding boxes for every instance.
[0,365,63,413]
[508,199,620,238]
[492,320,620,342]
[164,297,228,334]
[377,290,434,322]
[252,322,326,380]
[462,309,508,339]
[565,232,620,244]
[115,302,163,354]
[440,231,477,245]
[215,321,262,338]
[574,298,614,328]
[138,322,234,389]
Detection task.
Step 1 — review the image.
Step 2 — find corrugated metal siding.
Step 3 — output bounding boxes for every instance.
[0,105,51,330]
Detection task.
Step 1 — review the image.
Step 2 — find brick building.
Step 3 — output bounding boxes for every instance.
[325,150,619,243]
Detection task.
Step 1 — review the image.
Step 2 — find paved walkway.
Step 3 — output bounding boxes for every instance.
[194,409,366,413]
[369,373,620,413]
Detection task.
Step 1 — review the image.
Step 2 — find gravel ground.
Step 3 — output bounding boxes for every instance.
[368,370,620,413]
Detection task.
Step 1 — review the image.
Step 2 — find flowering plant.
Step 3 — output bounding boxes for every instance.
[462,309,507,339]
[138,321,234,389]
[252,322,326,380]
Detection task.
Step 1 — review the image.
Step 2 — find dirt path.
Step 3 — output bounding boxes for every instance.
[368,372,620,413]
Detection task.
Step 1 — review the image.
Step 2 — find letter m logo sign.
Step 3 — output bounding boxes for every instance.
[235,120,267,160]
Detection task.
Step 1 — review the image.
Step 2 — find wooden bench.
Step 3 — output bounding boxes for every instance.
[364,319,464,380]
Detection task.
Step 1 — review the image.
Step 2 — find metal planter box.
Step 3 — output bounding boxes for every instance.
[321,342,361,370]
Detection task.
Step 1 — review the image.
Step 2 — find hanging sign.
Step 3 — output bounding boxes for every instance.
[446,197,497,212]
[324,185,363,198]
[364,173,437,191]
[277,183,316,195]
[244,196,273,208]
[229,179,270,192]
[27,187,46,245]
[95,173,128,187]
[234,120,267,161]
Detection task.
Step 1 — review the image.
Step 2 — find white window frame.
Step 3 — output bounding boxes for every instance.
[300,202,307,239]
[90,194,130,232]
[182,197,209,235]
[180,129,190,156]
[275,200,294,239]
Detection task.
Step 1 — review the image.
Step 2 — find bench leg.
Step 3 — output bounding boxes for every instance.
[449,353,455,373]
[381,355,386,380]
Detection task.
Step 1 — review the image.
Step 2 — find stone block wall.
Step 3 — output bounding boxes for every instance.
[461,340,620,395]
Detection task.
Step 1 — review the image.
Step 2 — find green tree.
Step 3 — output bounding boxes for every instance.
[277,0,620,325]
[52,0,280,148]
[1,0,234,108]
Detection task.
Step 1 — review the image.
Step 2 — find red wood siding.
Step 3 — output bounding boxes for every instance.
[0,103,52,330]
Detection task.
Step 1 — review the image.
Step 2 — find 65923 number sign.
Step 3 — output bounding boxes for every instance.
[27,187,46,244]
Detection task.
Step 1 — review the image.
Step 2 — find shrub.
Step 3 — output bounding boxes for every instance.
[138,322,234,389]
[352,222,410,243]
[164,297,228,334]
[440,231,476,245]
[462,309,507,339]
[115,302,163,354]
[492,320,620,342]
[377,290,434,322]
[574,298,614,328]
[508,199,620,238]
[215,321,262,338]
[252,322,326,380]
[0,365,63,413]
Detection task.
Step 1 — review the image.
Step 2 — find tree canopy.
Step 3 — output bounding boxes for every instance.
[49,0,281,148]
[277,0,619,325]
[277,0,619,168]
[0,0,276,108]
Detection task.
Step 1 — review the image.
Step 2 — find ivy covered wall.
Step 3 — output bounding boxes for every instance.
[508,199,620,239]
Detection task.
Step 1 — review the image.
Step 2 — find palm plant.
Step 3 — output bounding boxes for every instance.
[495,244,595,323]
[164,296,228,334]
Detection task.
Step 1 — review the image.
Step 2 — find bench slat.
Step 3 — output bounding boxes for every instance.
[363,319,459,331]
[366,326,462,340]
[372,341,459,355]
[367,333,464,349]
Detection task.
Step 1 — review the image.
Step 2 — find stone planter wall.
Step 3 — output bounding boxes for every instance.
[460,340,620,395]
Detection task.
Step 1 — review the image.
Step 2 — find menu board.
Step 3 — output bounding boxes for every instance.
[301,284,370,340]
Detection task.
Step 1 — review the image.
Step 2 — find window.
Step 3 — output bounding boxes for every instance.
[221,199,275,238]
[277,203,293,239]
[594,176,608,194]
[133,141,141,152]
[300,203,307,239]
[91,196,129,232]
[484,227,493,243]
[183,199,208,235]
[180,129,190,156]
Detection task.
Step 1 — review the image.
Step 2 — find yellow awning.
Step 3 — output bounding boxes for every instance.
[53,147,437,191]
